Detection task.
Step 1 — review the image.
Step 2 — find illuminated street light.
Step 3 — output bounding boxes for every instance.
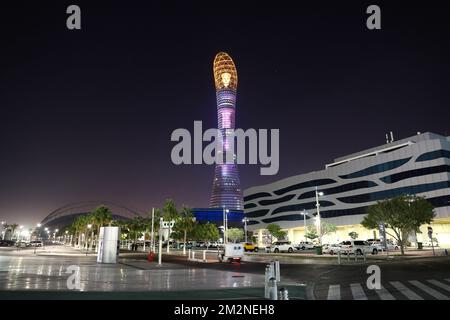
[315,187,324,245]
[242,217,249,243]
[301,210,309,241]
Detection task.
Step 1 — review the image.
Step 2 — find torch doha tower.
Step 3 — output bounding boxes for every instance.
[209,52,244,211]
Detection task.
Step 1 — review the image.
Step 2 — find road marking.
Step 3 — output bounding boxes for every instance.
[350,283,367,300]
[327,285,341,300]
[389,281,423,300]
[409,280,450,300]
[427,280,450,292]
[375,285,396,300]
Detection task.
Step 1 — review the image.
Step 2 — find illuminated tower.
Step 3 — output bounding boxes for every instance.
[209,52,243,211]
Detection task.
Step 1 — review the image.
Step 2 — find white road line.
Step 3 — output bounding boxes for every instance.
[327,285,341,300]
[375,285,396,300]
[409,280,450,300]
[350,283,367,300]
[427,280,450,292]
[389,281,423,300]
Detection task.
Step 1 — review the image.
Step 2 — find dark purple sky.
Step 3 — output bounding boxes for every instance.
[1,0,449,226]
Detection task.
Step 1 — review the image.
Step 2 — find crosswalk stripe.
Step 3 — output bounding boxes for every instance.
[409,280,450,300]
[327,285,341,300]
[389,281,423,300]
[427,280,450,292]
[375,285,396,300]
[350,283,367,300]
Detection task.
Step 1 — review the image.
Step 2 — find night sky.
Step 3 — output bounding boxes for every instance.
[1,1,449,226]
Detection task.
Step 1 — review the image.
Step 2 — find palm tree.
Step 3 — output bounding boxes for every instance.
[9,224,18,240]
[175,206,196,255]
[162,199,179,253]
[91,205,113,252]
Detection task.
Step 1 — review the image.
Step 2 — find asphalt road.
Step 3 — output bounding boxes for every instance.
[160,254,450,300]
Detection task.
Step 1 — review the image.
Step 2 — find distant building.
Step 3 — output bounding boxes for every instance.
[244,132,450,246]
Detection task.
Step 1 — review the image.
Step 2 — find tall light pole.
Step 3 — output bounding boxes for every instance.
[86,224,92,251]
[225,209,229,244]
[242,218,249,243]
[1,221,5,240]
[301,210,308,241]
[315,187,324,244]
[151,207,155,253]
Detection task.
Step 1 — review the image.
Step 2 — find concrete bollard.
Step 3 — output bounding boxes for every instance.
[192,251,195,260]
[363,251,366,261]
[264,265,272,299]
[279,288,289,300]
[203,250,207,262]
[338,251,341,265]
[188,249,191,260]
[274,260,280,281]
[269,278,278,300]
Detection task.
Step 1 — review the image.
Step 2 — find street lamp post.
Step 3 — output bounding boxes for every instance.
[242,218,249,243]
[1,221,5,240]
[86,224,92,252]
[223,207,229,244]
[301,210,308,241]
[315,187,324,244]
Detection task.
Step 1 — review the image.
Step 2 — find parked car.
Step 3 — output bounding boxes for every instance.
[268,241,295,253]
[205,241,219,249]
[423,240,439,247]
[195,241,206,248]
[15,241,31,248]
[339,240,378,255]
[0,240,15,247]
[29,240,43,247]
[178,242,194,249]
[242,242,259,252]
[368,239,399,251]
[322,243,341,255]
[296,241,315,250]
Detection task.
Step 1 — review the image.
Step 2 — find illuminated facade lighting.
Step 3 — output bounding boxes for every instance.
[209,52,243,211]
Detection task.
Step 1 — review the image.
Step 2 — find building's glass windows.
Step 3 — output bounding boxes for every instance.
[416,150,450,162]
[337,181,450,204]
[259,194,296,206]
[273,179,336,196]
[271,200,335,215]
[244,192,272,202]
[339,157,411,179]
[262,214,310,223]
[381,165,450,183]
[245,209,270,218]
[244,203,257,209]
[298,181,377,200]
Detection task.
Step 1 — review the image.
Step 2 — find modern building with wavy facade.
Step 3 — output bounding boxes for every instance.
[244,132,450,246]
[209,52,244,211]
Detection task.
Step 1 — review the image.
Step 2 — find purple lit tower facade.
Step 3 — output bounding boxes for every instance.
[209,52,243,211]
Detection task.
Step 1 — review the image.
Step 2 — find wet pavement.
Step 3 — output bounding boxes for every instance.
[0,246,266,292]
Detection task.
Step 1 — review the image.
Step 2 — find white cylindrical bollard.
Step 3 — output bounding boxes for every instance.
[264,265,272,299]
[275,260,280,282]
[269,278,278,300]
[203,250,206,262]
[188,249,191,260]
[363,251,366,261]
[279,288,289,300]
[192,251,195,260]
[338,251,341,265]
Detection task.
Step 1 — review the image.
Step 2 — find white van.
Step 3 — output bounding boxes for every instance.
[339,240,378,255]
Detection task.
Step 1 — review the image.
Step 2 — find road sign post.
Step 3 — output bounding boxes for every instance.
[428,226,435,256]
